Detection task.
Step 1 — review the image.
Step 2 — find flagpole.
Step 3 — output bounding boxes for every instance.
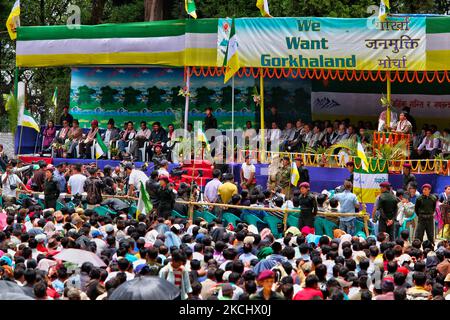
[386,71,391,131]
[184,66,190,137]
[231,75,235,162]
[15,68,25,157]
[259,68,265,163]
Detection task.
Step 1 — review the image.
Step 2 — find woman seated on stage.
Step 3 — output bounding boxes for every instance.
[65,119,83,158]
[41,120,56,154]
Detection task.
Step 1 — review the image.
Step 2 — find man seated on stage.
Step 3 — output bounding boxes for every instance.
[309,125,324,148]
[148,122,167,159]
[52,119,70,157]
[102,118,120,152]
[280,122,296,151]
[286,120,305,152]
[78,120,99,159]
[392,112,412,134]
[117,121,136,157]
[321,125,335,148]
[129,121,151,161]
[331,123,348,144]
[302,124,313,148]
[416,129,440,159]
[66,119,83,158]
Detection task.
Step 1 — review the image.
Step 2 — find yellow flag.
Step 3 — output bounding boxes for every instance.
[379,0,390,22]
[6,0,21,40]
[256,0,272,17]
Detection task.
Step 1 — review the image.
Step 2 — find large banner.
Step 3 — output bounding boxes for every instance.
[218,17,426,71]
[69,67,255,129]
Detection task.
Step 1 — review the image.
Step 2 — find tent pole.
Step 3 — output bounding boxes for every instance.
[386,71,391,131]
[259,68,265,163]
[231,75,235,162]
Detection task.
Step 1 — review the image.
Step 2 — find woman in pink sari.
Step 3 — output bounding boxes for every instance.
[42,120,56,152]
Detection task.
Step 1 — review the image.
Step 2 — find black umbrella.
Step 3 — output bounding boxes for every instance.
[0,281,33,300]
[108,276,181,300]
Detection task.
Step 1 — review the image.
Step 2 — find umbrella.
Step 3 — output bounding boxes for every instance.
[0,292,33,300]
[109,276,181,300]
[0,281,33,300]
[54,249,106,267]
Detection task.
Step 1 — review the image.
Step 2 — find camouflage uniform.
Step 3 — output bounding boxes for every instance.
[276,164,291,195]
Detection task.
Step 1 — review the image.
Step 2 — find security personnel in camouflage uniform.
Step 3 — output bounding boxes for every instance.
[415,184,437,245]
[276,156,291,196]
[297,182,318,229]
[377,181,398,240]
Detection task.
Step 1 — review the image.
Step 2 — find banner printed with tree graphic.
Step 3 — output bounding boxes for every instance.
[69,67,257,130]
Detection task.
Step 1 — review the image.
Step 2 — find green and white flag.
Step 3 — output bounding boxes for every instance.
[52,87,58,109]
[185,0,197,19]
[136,181,153,219]
[94,132,108,159]
[353,158,388,204]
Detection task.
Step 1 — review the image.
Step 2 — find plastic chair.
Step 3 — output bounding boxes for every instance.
[263,215,284,238]
[94,206,116,217]
[56,201,66,211]
[222,212,241,228]
[241,212,269,232]
[287,214,299,228]
[201,211,217,223]
[171,210,188,219]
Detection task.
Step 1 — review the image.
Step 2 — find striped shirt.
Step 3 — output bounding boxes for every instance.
[173,268,182,288]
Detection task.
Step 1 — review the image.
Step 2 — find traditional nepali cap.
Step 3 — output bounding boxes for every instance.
[379,181,391,188]
[403,163,412,168]
[299,182,310,188]
[422,184,432,190]
[154,142,162,148]
[257,270,275,282]
[91,120,99,126]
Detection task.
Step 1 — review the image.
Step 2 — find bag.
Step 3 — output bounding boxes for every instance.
[85,178,102,205]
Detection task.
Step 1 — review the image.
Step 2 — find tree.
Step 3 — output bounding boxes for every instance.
[100,86,119,106]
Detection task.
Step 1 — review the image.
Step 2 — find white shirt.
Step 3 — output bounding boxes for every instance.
[68,173,87,195]
[241,163,255,180]
[104,129,112,145]
[1,173,22,198]
[128,169,149,189]
[105,271,135,283]
[93,238,107,256]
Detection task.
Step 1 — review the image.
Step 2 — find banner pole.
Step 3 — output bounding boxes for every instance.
[184,66,190,137]
[231,75,235,162]
[259,68,265,163]
[386,71,391,131]
[14,68,25,157]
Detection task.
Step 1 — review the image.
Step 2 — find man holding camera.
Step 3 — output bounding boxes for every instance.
[2,163,29,206]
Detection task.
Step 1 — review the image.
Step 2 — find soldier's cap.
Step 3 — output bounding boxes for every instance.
[379,181,391,188]
[403,163,412,168]
[422,183,432,190]
[299,182,310,188]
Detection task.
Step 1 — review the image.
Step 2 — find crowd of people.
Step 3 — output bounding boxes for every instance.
[38,105,450,169]
[0,148,449,300]
[264,105,450,159]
